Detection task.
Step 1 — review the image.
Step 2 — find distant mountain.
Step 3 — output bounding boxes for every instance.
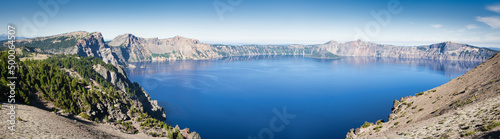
[0,34,27,40]
[346,52,500,139]
[3,31,498,65]
[109,33,497,62]
[487,47,500,51]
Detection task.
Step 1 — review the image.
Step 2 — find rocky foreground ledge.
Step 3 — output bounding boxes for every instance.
[346,53,500,139]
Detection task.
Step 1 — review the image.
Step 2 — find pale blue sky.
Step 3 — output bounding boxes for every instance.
[1,0,499,47]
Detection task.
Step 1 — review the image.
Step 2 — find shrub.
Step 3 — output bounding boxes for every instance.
[361,121,372,128]
[482,122,500,131]
[394,122,400,125]
[461,130,477,137]
[79,112,91,120]
[376,119,384,125]
[373,125,383,132]
[416,92,424,96]
[176,132,184,139]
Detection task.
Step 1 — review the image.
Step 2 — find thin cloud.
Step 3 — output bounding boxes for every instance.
[487,4,500,14]
[431,24,443,29]
[466,24,480,29]
[476,16,500,29]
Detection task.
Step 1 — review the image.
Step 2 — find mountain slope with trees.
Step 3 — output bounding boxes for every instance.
[0,51,199,139]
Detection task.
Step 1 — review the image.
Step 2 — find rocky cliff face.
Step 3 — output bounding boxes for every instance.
[318,40,496,61]
[92,63,166,121]
[108,33,497,63]
[346,53,500,139]
[109,34,222,62]
[75,32,121,65]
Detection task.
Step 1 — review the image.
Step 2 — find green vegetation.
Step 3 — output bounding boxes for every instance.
[418,108,424,112]
[0,51,143,117]
[79,112,91,120]
[117,120,138,134]
[308,50,340,59]
[415,92,424,96]
[373,125,383,132]
[406,119,413,123]
[376,119,384,125]
[452,95,477,108]
[482,121,500,131]
[361,121,372,128]
[0,50,185,139]
[17,36,79,50]
[432,108,440,114]
[176,132,185,139]
[140,117,169,130]
[461,130,477,137]
[394,122,400,126]
[17,116,24,122]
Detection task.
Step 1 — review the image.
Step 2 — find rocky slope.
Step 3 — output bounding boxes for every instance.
[346,52,500,139]
[0,103,199,139]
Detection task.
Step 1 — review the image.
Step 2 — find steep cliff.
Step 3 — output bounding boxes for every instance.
[108,33,496,63]
[75,32,121,65]
[108,34,221,62]
[318,40,496,61]
[346,53,500,139]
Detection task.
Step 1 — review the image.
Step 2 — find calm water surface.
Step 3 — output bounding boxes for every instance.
[126,56,480,139]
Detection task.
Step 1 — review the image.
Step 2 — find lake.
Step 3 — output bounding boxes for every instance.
[126,56,480,139]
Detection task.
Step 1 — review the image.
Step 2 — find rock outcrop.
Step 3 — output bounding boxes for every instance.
[91,63,166,121]
[346,53,500,139]
[75,32,121,65]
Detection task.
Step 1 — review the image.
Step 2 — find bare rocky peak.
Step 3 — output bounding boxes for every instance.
[108,33,137,47]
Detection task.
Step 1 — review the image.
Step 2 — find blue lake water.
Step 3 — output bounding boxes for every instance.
[126,56,480,139]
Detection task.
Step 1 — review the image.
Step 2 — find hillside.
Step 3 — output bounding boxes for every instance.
[2,31,123,65]
[0,52,199,139]
[346,52,500,139]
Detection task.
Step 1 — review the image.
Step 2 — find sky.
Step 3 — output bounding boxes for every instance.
[1,0,500,47]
